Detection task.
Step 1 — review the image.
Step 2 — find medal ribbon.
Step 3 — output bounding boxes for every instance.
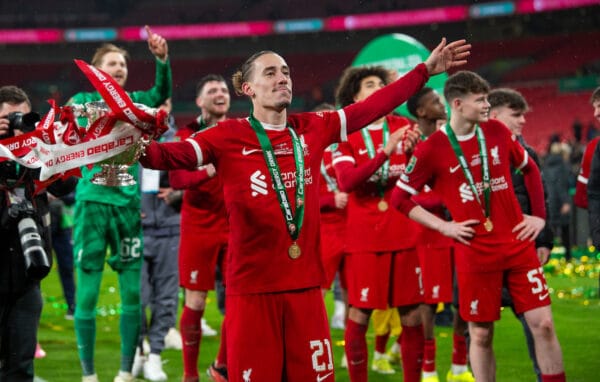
[320,160,338,192]
[248,114,305,241]
[445,124,491,219]
[360,119,389,198]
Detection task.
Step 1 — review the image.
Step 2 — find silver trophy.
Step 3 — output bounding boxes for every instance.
[77,101,153,187]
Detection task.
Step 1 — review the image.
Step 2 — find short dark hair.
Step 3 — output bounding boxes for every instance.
[0,85,31,109]
[591,86,600,104]
[335,66,390,108]
[231,50,277,96]
[406,87,434,118]
[91,43,129,68]
[444,71,490,103]
[488,88,528,112]
[196,74,227,97]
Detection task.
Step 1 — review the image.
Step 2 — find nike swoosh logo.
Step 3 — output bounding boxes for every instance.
[538,292,549,301]
[358,148,369,155]
[316,372,333,382]
[449,164,461,173]
[242,147,261,155]
[350,360,365,365]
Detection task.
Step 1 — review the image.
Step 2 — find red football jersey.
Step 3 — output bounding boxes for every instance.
[333,115,419,252]
[412,185,454,247]
[141,63,430,294]
[396,120,535,262]
[186,112,342,295]
[574,137,600,209]
[171,124,228,232]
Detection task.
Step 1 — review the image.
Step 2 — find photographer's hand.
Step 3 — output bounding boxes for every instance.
[0,116,9,137]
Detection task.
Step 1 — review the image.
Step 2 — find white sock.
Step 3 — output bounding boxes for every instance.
[373,351,386,360]
[451,364,468,374]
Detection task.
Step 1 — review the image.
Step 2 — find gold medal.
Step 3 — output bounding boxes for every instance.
[377,199,389,212]
[484,218,493,232]
[288,243,301,259]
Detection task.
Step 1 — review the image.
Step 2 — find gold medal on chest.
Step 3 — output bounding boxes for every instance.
[288,243,302,259]
[378,199,389,212]
[484,218,494,232]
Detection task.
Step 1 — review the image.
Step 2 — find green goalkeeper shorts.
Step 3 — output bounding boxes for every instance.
[73,201,143,272]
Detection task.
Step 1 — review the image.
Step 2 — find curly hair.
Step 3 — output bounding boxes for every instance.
[335,66,390,108]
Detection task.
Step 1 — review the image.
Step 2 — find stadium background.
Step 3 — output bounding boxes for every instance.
[0,0,599,153]
[1,2,599,381]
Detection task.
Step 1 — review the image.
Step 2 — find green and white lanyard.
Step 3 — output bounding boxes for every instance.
[445,124,492,228]
[248,113,305,244]
[360,119,390,198]
[320,160,338,192]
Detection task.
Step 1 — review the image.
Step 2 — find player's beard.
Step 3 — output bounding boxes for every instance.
[274,100,291,110]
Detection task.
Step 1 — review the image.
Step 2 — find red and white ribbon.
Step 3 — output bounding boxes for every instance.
[0,59,167,189]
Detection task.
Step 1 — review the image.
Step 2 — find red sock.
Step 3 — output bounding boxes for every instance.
[542,372,566,382]
[375,332,390,354]
[400,324,424,382]
[344,320,368,382]
[180,306,203,378]
[452,333,468,365]
[215,316,227,367]
[423,339,436,372]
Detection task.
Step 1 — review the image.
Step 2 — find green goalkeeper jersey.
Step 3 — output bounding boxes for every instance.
[68,57,172,208]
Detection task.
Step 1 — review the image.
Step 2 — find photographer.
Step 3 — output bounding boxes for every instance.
[0,85,76,381]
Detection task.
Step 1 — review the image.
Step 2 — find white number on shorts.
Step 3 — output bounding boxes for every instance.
[415,266,423,292]
[526,267,547,295]
[310,339,333,372]
[121,237,142,258]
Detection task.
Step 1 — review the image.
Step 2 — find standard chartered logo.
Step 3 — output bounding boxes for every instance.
[250,170,268,197]
[459,182,475,203]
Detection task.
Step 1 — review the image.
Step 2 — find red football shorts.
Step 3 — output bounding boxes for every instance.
[179,224,228,291]
[346,249,423,310]
[320,221,347,289]
[226,288,335,382]
[457,244,551,322]
[390,248,424,307]
[417,244,454,304]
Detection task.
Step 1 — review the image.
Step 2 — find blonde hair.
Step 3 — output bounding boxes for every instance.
[91,43,129,68]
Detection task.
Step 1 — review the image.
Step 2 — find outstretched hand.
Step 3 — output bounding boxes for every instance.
[145,25,168,61]
[424,38,471,75]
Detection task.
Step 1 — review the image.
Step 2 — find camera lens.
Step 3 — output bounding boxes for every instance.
[18,217,51,280]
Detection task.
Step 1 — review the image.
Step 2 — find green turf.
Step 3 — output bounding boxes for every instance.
[36,261,599,381]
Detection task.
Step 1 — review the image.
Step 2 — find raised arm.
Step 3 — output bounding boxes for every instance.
[129,26,172,107]
[342,39,470,135]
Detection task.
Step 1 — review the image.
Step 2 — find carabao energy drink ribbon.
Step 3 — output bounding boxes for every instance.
[0,60,167,188]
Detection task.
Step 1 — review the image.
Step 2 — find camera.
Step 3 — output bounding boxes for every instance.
[1,111,40,138]
[4,198,51,281]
